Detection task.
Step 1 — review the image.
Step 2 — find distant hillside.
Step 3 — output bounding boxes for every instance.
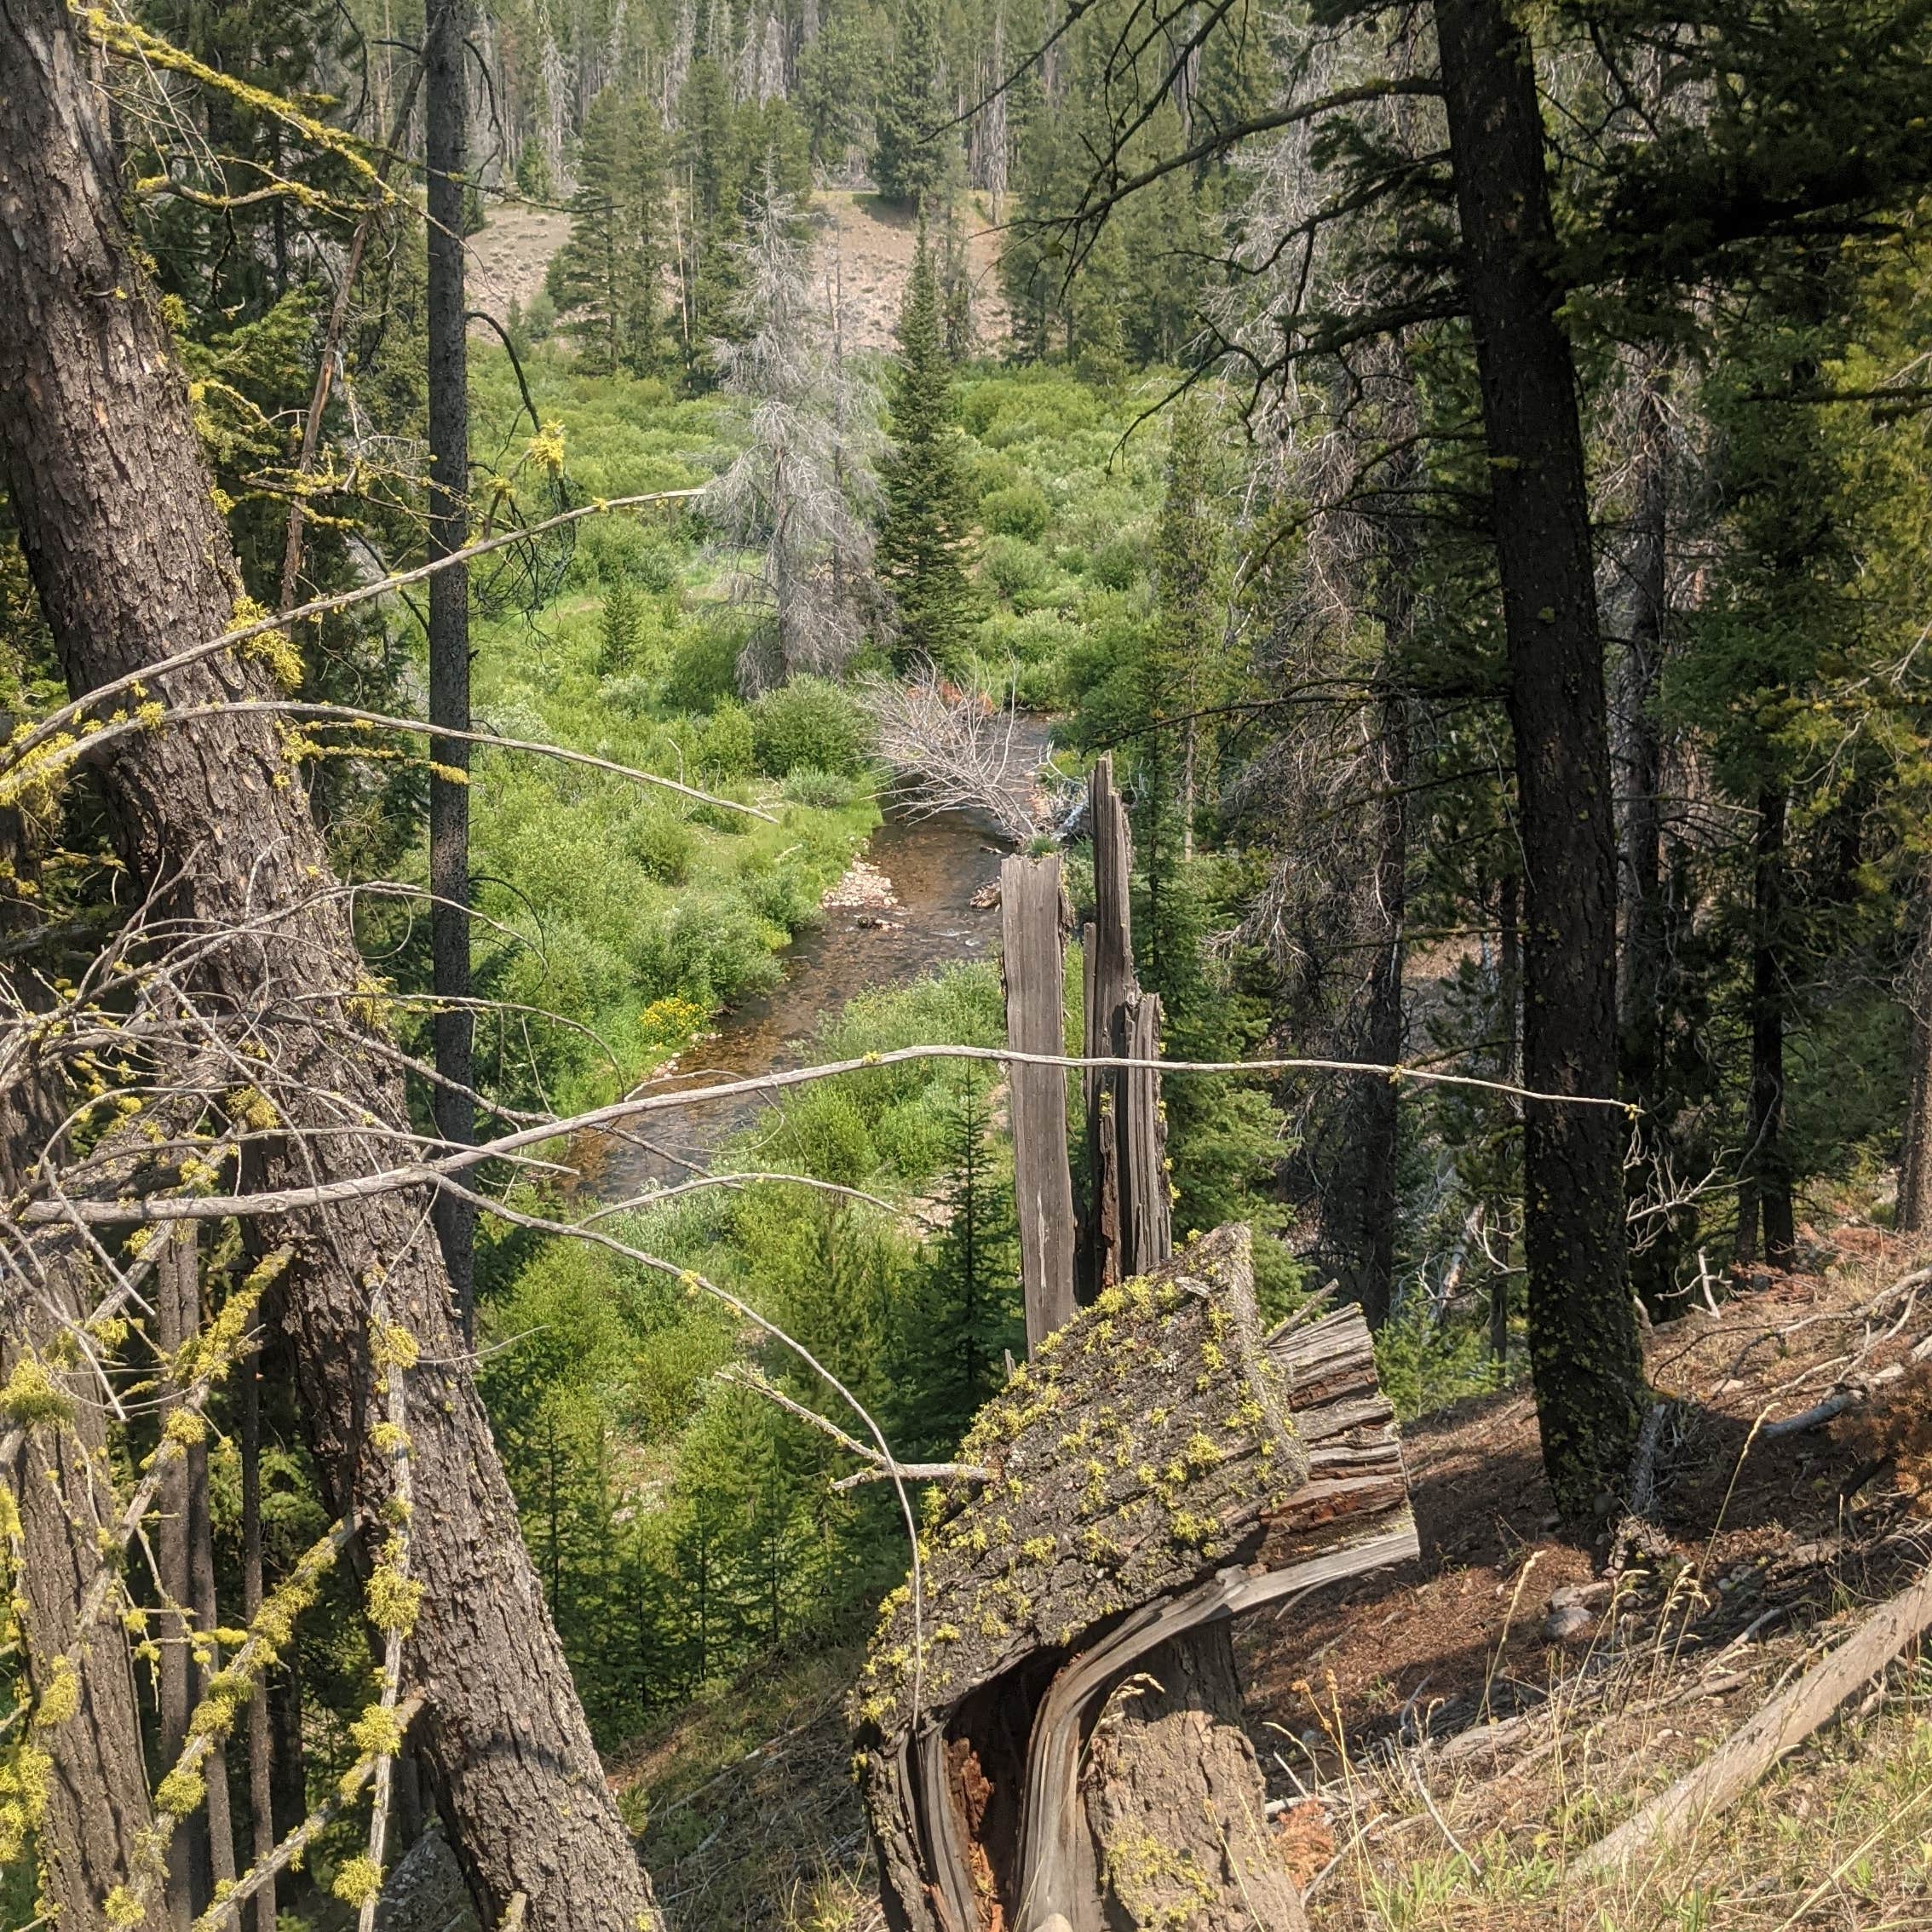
[465,188,1009,354]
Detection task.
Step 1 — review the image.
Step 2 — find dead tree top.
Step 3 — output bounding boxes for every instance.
[852,1225,1308,1740]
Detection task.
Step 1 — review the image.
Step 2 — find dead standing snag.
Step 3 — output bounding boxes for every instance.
[852,1225,1417,1932]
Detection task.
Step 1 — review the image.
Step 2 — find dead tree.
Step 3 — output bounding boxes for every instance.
[0,8,659,1925]
[853,1225,1416,1932]
[1002,854,1078,1349]
[1079,757,1170,1297]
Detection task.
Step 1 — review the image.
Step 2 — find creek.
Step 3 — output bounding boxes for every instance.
[595,800,1015,1194]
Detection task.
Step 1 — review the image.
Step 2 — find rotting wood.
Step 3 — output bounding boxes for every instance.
[1574,1555,1932,1876]
[852,1224,1417,1932]
[1003,853,1078,1351]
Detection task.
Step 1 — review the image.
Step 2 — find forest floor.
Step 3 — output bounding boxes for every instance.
[624,1216,1932,1930]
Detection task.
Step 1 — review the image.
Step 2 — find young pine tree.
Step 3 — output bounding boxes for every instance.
[877,226,976,669]
[597,576,644,676]
[893,1068,1021,1455]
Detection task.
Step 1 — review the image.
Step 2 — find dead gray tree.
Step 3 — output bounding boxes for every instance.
[710,188,877,690]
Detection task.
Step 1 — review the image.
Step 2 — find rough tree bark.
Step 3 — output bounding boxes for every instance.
[853,1226,1416,1932]
[1434,0,1647,1519]
[0,8,659,1925]
[1738,788,1795,1269]
[158,1228,210,1926]
[426,0,476,1333]
[1900,871,1932,1234]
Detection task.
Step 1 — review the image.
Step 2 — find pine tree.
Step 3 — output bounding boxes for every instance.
[893,1068,1020,1455]
[872,0,955,211]
[597,576,644,676]
[877,225,976,669]
[547,88,665,375]
[710,184,877,688]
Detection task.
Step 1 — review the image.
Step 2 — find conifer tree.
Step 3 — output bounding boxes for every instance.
[872,0,954,210]
[548,87,666,375]
[597,576,644,676]
[1146,397,1228,862]
[877,226,976,668]
[892,1069,1020,1456]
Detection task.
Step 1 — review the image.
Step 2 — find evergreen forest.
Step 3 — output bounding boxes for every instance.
[7,0,1932,1926]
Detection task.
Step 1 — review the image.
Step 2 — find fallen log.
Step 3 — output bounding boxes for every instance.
[852,1225,1417,1932]
[1574,1553,1932,1876]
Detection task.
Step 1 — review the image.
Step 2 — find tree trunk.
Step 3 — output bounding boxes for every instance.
[242,1344,279,1932]
[1084,1630,1306,1932]
[159,1227,210,1926]
[0,9,660,1924]
[1900,872,1932,1233]
[1616,365,1670,1099]
[1492,870,1521,1363]
[1617,363,1690,1310]
[427,0,476,1335]
[1434,0,1646,1521]
[1002,854,1078,1348]
[1080,758,1170,1296]
[1743,788,1795,1268]
[1343,693,1407,1333]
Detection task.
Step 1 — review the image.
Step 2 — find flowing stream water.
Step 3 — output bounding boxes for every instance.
[594,801,1016,1196]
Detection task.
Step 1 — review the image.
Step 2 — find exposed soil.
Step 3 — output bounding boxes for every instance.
[466,200,571,331]
[463,190,1009,351]
[814,190,1010,354]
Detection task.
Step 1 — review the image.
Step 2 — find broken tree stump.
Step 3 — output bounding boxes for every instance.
[852,1225,1417,1932]
[1002,852,1078,1351]
[1079,756,1170,1296]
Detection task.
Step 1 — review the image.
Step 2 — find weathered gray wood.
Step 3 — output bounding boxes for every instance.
[1080,760,1170,1293]
[853,1226,1417,1932]
[1003,853,1078,1351]
[1121,992,1170,1277]
[1083,760,1137,1297]
[1084,1629,1308,1932]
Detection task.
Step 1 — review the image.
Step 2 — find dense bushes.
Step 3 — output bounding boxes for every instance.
[749,676,872,776]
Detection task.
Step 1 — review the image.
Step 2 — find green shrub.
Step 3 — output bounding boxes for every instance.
[599,674,657,717]
[697,701,755,782]
[749,676,871,778]
[664,615,745,711]
[782,765,858,808]
[982,534,1052,603]
[1089,533,1144,591]
[981,480,1052,540]
[970,451,1024,497]
[630,808,696,883]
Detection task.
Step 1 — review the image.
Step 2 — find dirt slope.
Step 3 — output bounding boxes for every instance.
[463,189,1009,352]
